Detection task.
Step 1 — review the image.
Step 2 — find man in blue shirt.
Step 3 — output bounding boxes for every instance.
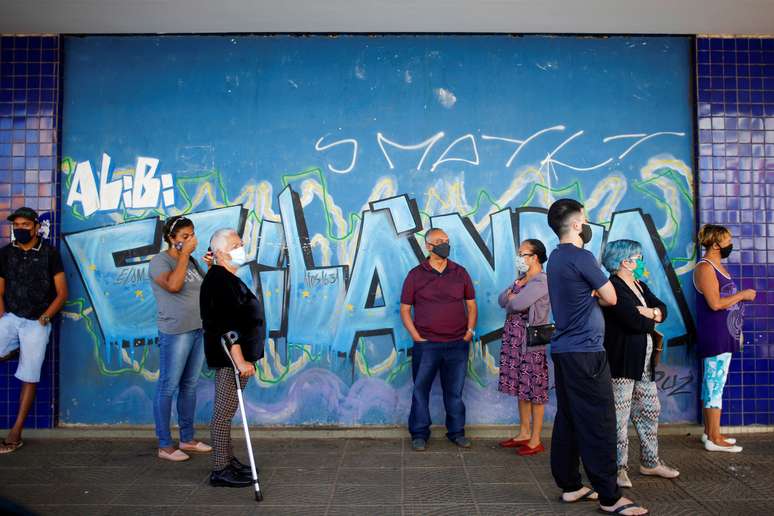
[546,199,648,516]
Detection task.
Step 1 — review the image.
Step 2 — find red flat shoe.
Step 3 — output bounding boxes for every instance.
[517,443,545,456]
[499,438,530,448]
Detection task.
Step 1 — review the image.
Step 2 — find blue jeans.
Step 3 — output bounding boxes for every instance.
[409,340,469,441]
[153,329,205,448]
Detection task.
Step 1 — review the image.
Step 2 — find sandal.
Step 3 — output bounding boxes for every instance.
[560,488,598,503]
[0,439,24,454]
[598,503,649,515]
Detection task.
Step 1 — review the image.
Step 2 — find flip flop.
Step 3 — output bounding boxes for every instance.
[598,502,649,515]
[560,488,598,503]
[0,440,24,454]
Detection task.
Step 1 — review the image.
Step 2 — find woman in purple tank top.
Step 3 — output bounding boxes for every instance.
[693,225,756,453]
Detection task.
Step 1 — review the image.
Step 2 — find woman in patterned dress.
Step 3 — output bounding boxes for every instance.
[601,239,679,489]
[497,239,551,456]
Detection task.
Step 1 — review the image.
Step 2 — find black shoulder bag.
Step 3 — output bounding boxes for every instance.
[526,323,555,347]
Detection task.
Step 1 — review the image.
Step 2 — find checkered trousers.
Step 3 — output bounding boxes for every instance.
[211,366,249,471]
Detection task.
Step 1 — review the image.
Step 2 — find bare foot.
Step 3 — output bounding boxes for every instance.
[513,432,531,441]
[5,430,21,444]
[600,497,648,515]
[561,486,598,502]
[159,446,177,454]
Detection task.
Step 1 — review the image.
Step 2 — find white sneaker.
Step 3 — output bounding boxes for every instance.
[701,433,736,445]
[704,440,743,453]
[617,469,633,488]
[640,461,680,479]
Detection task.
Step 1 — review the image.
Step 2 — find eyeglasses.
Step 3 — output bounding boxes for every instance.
[518,252,535,258]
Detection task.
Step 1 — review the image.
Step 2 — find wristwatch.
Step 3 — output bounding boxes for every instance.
[40,314,50,324]
[466,328,475,336]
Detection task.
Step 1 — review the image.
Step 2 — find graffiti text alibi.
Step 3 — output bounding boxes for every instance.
[66,153,175,216]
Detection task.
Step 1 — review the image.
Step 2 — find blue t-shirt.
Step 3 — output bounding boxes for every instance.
[546,243,609,354]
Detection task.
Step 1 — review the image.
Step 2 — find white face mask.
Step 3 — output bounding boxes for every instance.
[228,246,247,267]
[515,256,529,275]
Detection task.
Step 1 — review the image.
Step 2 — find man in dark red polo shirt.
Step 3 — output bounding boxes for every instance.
[400,228,477,451]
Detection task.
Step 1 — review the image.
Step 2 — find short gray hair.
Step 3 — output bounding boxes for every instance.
[424,228,447,242]
[210,228,238,253]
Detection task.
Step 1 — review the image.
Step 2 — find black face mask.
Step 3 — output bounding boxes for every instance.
[13,228,33,244]
[431,242,450,259]
[579,224,593,244]
[719,244,733,259]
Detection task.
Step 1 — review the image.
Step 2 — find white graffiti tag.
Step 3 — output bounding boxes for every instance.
[315,129,686,177]
[66,153,175,216]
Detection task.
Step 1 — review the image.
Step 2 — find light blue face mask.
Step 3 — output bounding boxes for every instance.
[515,256,529,275]
[228,246,247,267]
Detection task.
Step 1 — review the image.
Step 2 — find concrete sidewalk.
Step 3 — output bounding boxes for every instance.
[0,434,771,515]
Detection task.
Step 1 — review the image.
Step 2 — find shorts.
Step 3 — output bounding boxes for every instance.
[0,312,52,383]
[701,352,732,409]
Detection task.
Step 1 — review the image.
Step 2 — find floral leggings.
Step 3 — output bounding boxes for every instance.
[702,352,732,409]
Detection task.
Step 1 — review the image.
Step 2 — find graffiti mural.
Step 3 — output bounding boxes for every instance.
[59,35,697,425]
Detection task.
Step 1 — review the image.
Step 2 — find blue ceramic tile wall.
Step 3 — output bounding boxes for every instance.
[0,35,60,429]
[697,37,774,426]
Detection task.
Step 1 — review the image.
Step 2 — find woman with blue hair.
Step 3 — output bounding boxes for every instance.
[600,239,679,488]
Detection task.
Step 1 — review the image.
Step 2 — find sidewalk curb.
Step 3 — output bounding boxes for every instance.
[15,424,774,440]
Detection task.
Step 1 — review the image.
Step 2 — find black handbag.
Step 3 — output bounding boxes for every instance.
[526,323,555,347]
